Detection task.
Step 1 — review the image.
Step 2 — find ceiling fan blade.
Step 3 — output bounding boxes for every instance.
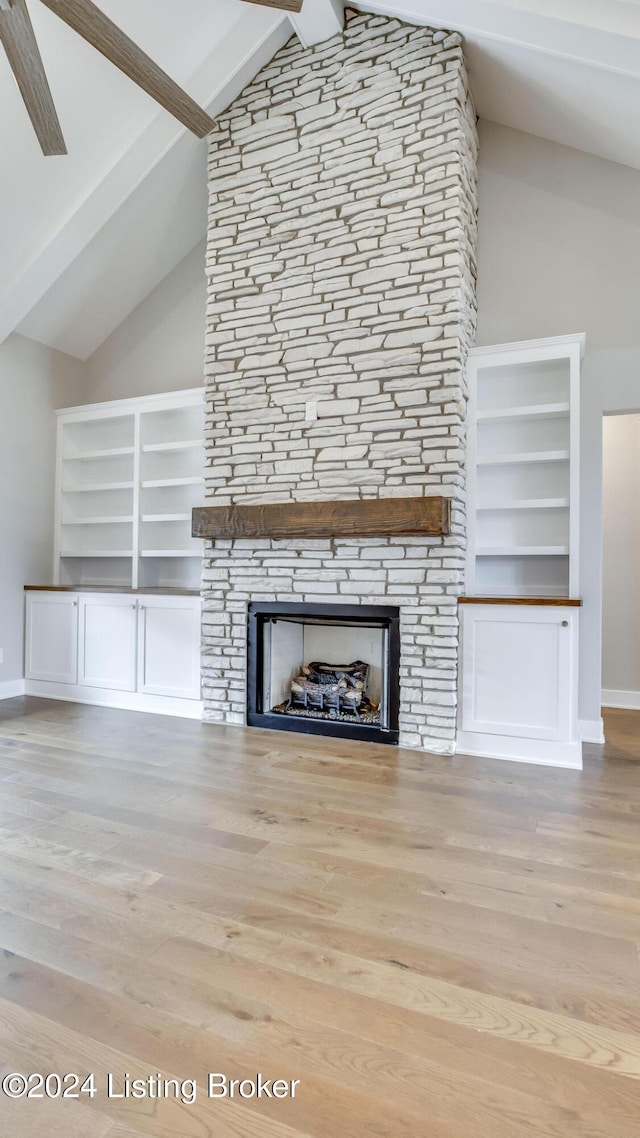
[240,0,304,12]
[0,0,66,155]
[38,0,216,138]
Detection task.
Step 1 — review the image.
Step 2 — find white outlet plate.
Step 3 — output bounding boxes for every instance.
[305,400,318,423]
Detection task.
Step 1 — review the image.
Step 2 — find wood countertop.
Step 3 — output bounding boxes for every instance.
[458,596,582,606]
[24,585,201,597]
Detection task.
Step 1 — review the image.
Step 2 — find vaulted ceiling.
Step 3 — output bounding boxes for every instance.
[3,0,640,360]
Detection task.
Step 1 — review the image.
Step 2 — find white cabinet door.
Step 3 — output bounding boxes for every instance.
[78,594,137,692]
[137,596,201,700]
[25,593,79,683]
[460,605,577,742]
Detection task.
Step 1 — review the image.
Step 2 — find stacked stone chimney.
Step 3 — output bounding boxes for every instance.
[202,10,478,753]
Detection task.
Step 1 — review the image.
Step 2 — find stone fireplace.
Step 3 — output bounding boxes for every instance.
[246,601,401,744]
[201,10,478,754]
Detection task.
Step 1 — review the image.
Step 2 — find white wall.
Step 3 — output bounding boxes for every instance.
[602,415,640,705]
[0,334,85,690]
[84,242,206,404]
[477,120,640,732]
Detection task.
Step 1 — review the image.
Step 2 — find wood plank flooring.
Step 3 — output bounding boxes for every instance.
[0,698,638,1137]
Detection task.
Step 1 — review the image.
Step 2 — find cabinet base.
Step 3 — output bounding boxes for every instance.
[456,729,583,769]
[24,680,203,721]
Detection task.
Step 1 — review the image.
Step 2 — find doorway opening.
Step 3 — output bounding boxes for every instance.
[602,414,640,735]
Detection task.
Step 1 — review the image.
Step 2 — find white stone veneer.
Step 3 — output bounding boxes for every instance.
[203,11,478,753]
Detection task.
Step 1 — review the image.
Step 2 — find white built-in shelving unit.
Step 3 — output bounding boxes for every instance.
[458,334,584,769]
[55,389,204,590]
[465,335,583,599]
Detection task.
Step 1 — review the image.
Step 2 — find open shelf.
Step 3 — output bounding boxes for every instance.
[141,477,203,489]
[477,450,570,467]
[61,516,134,525]
[62,453,134,494]
[471,587,570,600]
[60,550,134,558]
[477,498,569,511]
[474,552,570,599]
[142,440,202,454]
[61,516,133,523]
[61,481,135,493]
[140,550,202,558]
[140,402,203,448]
[477,402,569,424]
[61,414,135,459]
[475,356,571,413]
[63,447,135,460]
[477,546,569,557]
[137,554,202,590]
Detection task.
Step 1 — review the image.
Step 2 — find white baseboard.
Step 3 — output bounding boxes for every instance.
[24,680,203,721]
[456,729,583,770]
[0,679,26,700]
[602,690,640,711]
[579,717,606,744]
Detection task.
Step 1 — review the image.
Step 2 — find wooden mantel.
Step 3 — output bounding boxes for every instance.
[192,496,449,541]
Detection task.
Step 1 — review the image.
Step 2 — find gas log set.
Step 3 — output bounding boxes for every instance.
[273,660,380,724]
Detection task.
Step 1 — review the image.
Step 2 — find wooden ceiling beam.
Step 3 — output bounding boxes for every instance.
[0,0,67,155]
[240,0,304,12]
[38,0,217,138]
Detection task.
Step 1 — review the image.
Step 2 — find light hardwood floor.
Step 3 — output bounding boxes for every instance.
[0,698,638,1137]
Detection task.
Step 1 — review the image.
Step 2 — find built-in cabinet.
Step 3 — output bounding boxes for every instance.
[137,595,202,700]
[24,389,206,719]
[26,592,79,685]
[457,601,581,767]
[55,389,204,592]
[25,590,202,718]
[459,335,585,769]
[77,593,138,692]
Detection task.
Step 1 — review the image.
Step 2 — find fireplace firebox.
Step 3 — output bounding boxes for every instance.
[247,602,400,744]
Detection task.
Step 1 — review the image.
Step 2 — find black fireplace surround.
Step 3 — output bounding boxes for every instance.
[247,601,400,745]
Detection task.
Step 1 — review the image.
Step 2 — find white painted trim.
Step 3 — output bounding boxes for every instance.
[53,413,63,585]
[24,680,203,721]
[579,717,606,743]
[456,729,583,769]
[568,340,581,598]
[469,333,586,360]
[0,680,26,700]
[464,353,478,595]
[602,690,640,710]
[132,411,141,591]
[56,387,204,419]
